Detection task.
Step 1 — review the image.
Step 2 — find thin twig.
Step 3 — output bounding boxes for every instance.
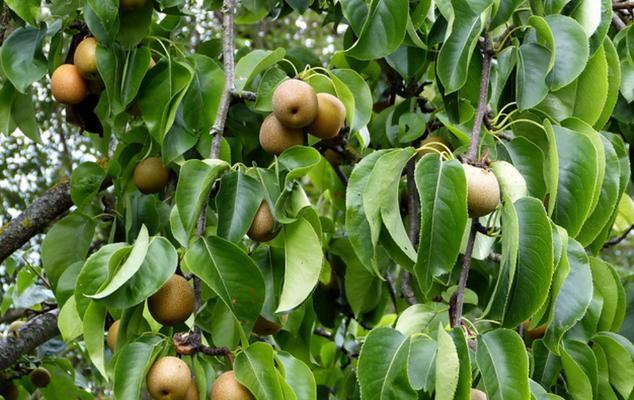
[450,222,478,327]
[0,5,10,46]
[604,225,634,248]
[466,36,493,163]
[612,14,628,30]
[451,36,493,328]
[613,1,634,10]
[209,0,237,160]
[385,272,400,313]
[402,159,419,305]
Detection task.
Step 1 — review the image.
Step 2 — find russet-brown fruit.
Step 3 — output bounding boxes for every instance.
[271,79,318,128]
[462,164,501,218]
[259,115,304,155]
[211,371,254,400]
[184,381,199,400]
[107,320,120,352]
[74,37,99,80]
[247,202,277,242]
[148,275,195,326]
[29,367,51,388]
[146,356,192,400]
[417,135,451,157]
[51,64,88,105]
[307,93,346,139]
[120,0,148,10]
[470,388,487,400]
[133,157,169,194]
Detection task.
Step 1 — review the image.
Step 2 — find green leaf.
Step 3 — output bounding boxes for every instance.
[234,342,293,399]
[338,241,382,316]
[182,54,225,132]
[363,148,416,267]
[0,26,48,93]
[185,236,265,331]
[102,237,178,309]
[5,0,39,25]
[175,159,229,236]
[346,150,389,276]
[551,126,599,237]
[591,332,634,398]
[414,155,468,294]
[276,352,317,400]
[11,86,40,142]
[592,344,621,400]
[570,0,602,37]
[216,171,264,243]
[571,41,609,126]
[544,15,589,90]
[117,1,153,48]
[357,327,416,400]
[561,340,598,400]
[58,296,82,342]
[86,0,118,34]
[345,0,409,61]
[42,212,96,291]
[476,329,530,400]
[70,162,106,209]
[395,303,448,337]
[449,328,471,399]
[491,0,523,29]
[436,0,484,93]
[544,239,593,353]
[594,38,622,130]
[83,301,108,377]
[589,258,625,332]
[277,217,323,312]
[331,69,372,131]
[113,337,164,399]
[138,60,194,143]
[408,336,437,393]
[435,327,460,400]
[234,48,286,91]
[517,43,552,110]
[87,226,150,299]
[502,137,547,200]
[503,197,553,328]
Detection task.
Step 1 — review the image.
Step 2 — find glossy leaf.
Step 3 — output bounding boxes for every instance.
[345,0,408,60]
[435,327,460,400]
[357,327,416,400]
[185,236,265,331]
[545,15,590,90]
[113,337,164,400]
[414,155,468,294]
[560,340,598,400]
[234,48,285,91]
[0,26,47,93]
[476,329,530,400]
[277,217,323,312]
[234,342,294,399]
[216,171,263,243]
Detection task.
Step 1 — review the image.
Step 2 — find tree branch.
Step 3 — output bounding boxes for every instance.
[450,223,478,327]
[604,225,633,248]
[0,5,10,46]
[402,159,419,305]
[209,0,237,160]
[0,310,59,370]
[0,182,73,264]
[466,36,493,163]
[613,1,634,10]
[612,14,628,30]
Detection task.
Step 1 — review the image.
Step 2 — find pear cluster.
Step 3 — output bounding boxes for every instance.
[259,79,347,155]
[50,37,99,105]
[146,358,253,400]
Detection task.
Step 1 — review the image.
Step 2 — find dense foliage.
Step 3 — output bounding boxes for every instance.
[0,0,633,399]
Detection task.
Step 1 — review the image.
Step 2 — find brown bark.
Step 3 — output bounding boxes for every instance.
[0,310,59,370]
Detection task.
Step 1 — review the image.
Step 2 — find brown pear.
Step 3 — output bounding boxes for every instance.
[120,0,148,10]
[271,79,318,128]
[146,356,192,400]
[29,368,51,388]
[247,202,277,242]
[107,320,120,352]
[462,164,500,218]
[211,371,254,400]
[148,275,196,326]
[133,157,169,194]
[74,37,99,79]
[307,93,346,139]
[51,64,88,105]
[259,114,304,155]
[184,381,199,400]
[470,388,487,400]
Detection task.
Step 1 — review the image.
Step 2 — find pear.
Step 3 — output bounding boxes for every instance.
[259,114,304,155]
[51,64,88,105]
[462,164,500,218]
[107,320,120,352]
[133,157,170,194]
[146,356,192,400]
[247,202,277,242]
[307,93,346,139]
[271,79,318,128]
[211,371,254,400]
[29,367,51,388]
[148,275,195,326]
[74,37,99,79]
